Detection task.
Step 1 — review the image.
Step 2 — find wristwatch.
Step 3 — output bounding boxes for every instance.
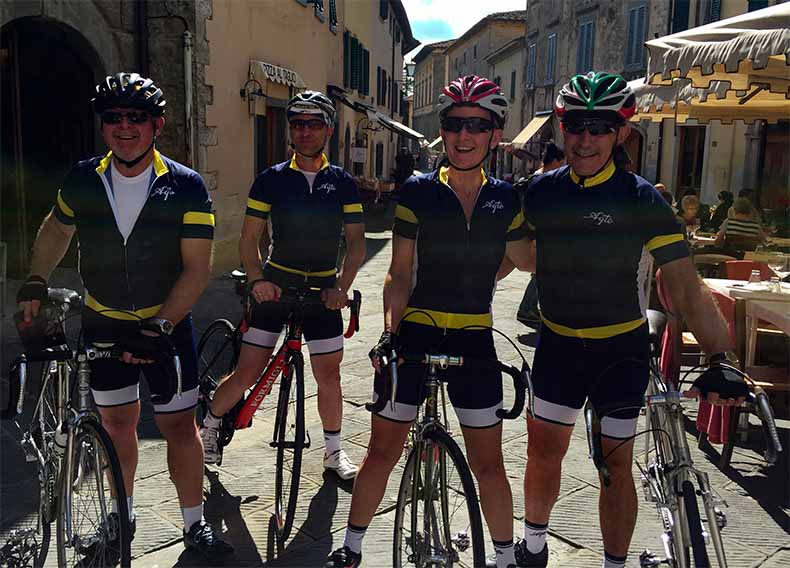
[709,351,740,367]
[146,317,174,336]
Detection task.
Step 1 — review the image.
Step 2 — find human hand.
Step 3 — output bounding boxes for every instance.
[369,330,394,373]
[249,280,282,303]
[16,276,48,322]
[321,287,347,310]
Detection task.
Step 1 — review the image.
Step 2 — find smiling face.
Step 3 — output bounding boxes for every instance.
[101,107,163,165]
[562,120,630,176]
[440,105,502,171]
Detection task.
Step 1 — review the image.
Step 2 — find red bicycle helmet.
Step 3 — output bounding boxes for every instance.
[438,75,508,127]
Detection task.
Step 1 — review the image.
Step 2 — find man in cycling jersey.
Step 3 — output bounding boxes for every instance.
[514,72,736,568]
[16,73,233,562]
[326,75,535,568]
[200,90,365,481]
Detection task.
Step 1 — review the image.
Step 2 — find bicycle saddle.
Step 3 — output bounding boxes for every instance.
[48,288,82,310]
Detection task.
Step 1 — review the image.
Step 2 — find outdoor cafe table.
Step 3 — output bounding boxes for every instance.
[704,278,790,367]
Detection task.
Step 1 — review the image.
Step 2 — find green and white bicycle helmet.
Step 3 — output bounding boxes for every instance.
[555,72,636,122]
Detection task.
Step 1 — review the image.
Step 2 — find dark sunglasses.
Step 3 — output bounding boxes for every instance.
[101,110,151,125]
[289,118,326,131]
[440,116,496,134]
[562,119,618,136]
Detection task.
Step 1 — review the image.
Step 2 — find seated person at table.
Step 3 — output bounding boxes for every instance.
[705,190,733,232]
[715,197,765,252]
[677,195,701,237]
[727,188,762,223]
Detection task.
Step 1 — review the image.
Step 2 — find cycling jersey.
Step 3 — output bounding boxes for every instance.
[53,150,215,320]
[393,167,527,328]
[245,154,363,286]
[524,161,688,339]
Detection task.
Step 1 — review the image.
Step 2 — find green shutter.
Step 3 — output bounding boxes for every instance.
[351,36,359,90]
[343,31,350,88]
[363,49,370,96]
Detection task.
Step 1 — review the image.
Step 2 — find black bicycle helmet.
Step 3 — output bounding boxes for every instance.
[286,90,336,125]
[92,72,166,116]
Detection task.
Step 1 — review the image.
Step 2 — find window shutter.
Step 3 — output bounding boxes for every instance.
[376,66,382,105]
[636,5,646,66]
[546,33,556,83]
[709,0,721,22]
[379,0,389,20]
[329,0,338,28]
[510,70,516,100]
[626,8,636,66]
[672,0,689,33]
[362,49,370,96]
[350,36,359,90]
[343,31,350,88]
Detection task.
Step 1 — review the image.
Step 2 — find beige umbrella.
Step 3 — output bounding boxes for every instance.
[630,77,790,124]
[645,3,790,95]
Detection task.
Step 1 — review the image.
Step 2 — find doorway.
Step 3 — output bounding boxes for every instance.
[675,126,706,195]
[1,17,98,277]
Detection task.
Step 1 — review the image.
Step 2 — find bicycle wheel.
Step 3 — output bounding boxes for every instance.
[56,418,131,568]
[393,427,486,568]
[196,319,239,442]
[31,362,63,526]
[680,480,709,568]
[273,354,305,542]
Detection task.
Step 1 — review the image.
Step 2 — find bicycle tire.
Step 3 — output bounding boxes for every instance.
[681,480,710,568]
[273,354,305,542]
[196,319,240,446]
[393,427,486,568]
[56,418,131,568]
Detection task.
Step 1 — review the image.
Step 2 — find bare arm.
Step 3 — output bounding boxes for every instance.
[239,215,267,282]
[661,257,732,355]
[383,235,416,332]
[504,237,536,273]
[496,256,516,281]
[29,213,76,279]
[336,223,366,294]
[156,238,213,325]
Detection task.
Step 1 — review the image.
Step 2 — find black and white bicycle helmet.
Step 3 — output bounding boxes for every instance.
[286,90,336,125]
[92,72,166,116]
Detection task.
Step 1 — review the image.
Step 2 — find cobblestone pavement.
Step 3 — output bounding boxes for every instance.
[1,207,788,567]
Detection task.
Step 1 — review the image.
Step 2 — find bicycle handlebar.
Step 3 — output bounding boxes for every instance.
[255,287,362,339]
[365,352,529,420]
[751,388,783,464]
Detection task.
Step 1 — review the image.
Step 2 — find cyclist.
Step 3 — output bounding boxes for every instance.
[15,73,233,561]
[515,71,738,568]
[199,90,365,480]
[326,75,535,568]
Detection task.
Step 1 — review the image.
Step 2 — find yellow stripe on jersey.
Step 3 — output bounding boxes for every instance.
[183,212,215,226]
[402,307,493,330]
[541,315,645,339]
[247,198,271,213]
[268,261,337,277]
[57,190,75,218]
[646,233,685,252]
[343,203,363,214]
[508,210,525,233]
[395,204,418,224]
[85,292,162,321]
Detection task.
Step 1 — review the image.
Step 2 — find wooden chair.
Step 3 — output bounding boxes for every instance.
[723,234,762,253]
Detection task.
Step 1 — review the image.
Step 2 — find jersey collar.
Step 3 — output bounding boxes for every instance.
[96,149,169,178]
[289,152,330,172]
[569,160,615,188]
[438,166,488,189]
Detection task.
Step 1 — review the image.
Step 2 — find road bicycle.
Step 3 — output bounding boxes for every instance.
[196,272,361,542]
[366,315,531,567]
[4,288,182,568]
[585,310,782,568]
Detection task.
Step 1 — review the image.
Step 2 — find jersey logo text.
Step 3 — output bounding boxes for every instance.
[483,200,504,213]
[152,186,175,201]
[316,183,336,194]
[584,211,613,225]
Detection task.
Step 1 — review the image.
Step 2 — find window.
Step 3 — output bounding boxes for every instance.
[526,42,537,88]
[546,33,557,83]
[462,51,466,65]
[347,36,370,95]
[510,69,516,100]
[379,0,389,20]
[672,0,690,33]
[350,36,360,90]
[382,69,388,107]
[625,3,647,69]
[375,143,384,177]
[343,31,351,87]
[576,17,595,73]
[377,66,382,105]
[362,49,370,96]
[454,57,458,70]
[700,0,721,25]
[748,0,768,11]
[329,0,337,31]
[312,0,324,22]
[473,43,478,60]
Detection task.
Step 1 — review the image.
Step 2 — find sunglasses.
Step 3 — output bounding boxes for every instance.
[101,110,151,125]
[289,119,327,131]
[440,116,496,134]
[562,119,618,136]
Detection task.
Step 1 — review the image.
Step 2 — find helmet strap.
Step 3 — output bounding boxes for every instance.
[114,140,155,169]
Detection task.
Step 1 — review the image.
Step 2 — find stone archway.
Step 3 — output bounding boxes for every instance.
[1,17,101,276]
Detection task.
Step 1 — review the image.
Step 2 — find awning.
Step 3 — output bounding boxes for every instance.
[427,136,443,150]
[630,76,790,124]
[374,112,428,146]
[250,59,306,88]
[335,92,372,114]
[511,114,552,147]
[645,4,790,95]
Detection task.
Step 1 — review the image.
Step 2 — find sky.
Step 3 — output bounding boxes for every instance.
[401,0,527,61]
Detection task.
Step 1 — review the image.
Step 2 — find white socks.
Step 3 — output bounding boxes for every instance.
[324,429,342,455]
[182,504,204,532]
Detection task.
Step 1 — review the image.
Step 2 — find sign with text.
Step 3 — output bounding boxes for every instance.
[250,59,306,88]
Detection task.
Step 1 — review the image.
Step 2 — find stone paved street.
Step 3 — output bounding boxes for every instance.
[1,207,788,567]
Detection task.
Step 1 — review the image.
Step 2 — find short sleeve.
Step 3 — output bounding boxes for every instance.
[340,174,363,225]
[181,173,215,239]
[641,184,688,266]
[505,186,528,241]
[392,179,420,239]
[53,168,80,225]
[246,171,273,220]
[522,177,543,239]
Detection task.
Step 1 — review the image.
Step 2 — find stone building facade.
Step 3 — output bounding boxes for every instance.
[411,39,452,168]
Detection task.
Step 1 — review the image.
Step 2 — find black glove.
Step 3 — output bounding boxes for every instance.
[117,328,175,361]
[16,275,48,303]
[692,364,749,400]
[369,330,395,363]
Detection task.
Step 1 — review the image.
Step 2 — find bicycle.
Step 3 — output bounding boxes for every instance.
[366,316,531,568]
[4,288,182,568]
[584,309,782,568]
[196,273,361,542]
